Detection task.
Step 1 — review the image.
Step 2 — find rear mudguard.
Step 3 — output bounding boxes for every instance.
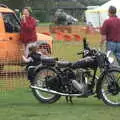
[27,64,43,81]
[33,65,57,79]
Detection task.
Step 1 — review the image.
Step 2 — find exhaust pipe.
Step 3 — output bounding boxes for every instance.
[31,85,83,97]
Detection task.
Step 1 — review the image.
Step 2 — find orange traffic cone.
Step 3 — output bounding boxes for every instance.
[42,32,51,36]
[55,32,64,41]
[64,34,73,42]
[72,34,81,41]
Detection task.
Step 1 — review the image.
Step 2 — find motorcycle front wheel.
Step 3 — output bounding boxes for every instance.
[31,67,61,104]
[99,69,120,106]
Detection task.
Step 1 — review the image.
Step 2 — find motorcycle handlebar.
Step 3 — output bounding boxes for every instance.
[78,38,101,58]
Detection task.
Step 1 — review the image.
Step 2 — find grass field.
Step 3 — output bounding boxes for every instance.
[0,28,120,120]
[0,88,120,120]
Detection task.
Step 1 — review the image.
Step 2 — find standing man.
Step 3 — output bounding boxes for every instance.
[20,7,37,57]
[100,6,120,65]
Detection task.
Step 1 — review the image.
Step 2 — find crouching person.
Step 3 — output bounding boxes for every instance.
[22,43,43,85]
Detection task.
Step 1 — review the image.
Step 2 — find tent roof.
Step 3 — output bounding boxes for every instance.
[86,0,120,13]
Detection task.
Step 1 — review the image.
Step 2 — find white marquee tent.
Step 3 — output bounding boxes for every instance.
[85,0,120,28]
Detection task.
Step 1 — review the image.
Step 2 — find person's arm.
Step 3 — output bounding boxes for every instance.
[21,17,36,31]
[22,56,33,63]
[100,20,108,47]
[101,34,107,44]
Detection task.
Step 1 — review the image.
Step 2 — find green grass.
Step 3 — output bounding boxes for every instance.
[52,40,83,61]
[0,88,120,120]
[0,37,120,120]
[38,22,85,26]
[52,35,101,61]
[38,22,53,26]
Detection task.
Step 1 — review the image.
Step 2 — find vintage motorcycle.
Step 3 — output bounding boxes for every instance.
[29,38,120,106]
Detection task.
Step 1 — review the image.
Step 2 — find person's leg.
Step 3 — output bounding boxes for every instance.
[106,41,118,64]
[115,42,120,65]
[106,41,116,53]
[24,43,29,57]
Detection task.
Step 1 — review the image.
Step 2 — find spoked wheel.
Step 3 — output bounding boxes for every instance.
[32,67,61,104]
[100,69,120,106]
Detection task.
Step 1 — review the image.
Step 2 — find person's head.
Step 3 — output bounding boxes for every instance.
[29,44,37,54]
[108,6,116,17]
[22,7,31,17]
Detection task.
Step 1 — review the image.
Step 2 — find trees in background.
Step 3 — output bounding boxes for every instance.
[0,0,110,22]
[78,0,109,6]
[0,0,109,9]
[0,0,24,9]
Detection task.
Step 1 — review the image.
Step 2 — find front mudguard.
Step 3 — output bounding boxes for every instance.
[96,65,120,99]
[95,73,104,99]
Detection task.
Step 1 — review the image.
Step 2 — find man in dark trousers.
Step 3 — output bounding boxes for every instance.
[100,6,120,65]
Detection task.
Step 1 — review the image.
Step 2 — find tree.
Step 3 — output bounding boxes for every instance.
[0,0,25,9]
[77,0,109,6]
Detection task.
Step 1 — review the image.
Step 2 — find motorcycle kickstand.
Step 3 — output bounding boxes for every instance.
[65,96,73,104]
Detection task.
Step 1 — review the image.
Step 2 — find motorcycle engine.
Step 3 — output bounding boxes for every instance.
[45,75,61,91]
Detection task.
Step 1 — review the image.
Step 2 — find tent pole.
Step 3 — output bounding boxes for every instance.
[98,11,101,28]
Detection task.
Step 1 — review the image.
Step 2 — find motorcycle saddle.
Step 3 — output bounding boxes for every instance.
[41,57,58,66]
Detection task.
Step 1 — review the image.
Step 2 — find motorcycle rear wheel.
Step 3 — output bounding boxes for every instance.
[99,69,120,106]
[32,67,61,104]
